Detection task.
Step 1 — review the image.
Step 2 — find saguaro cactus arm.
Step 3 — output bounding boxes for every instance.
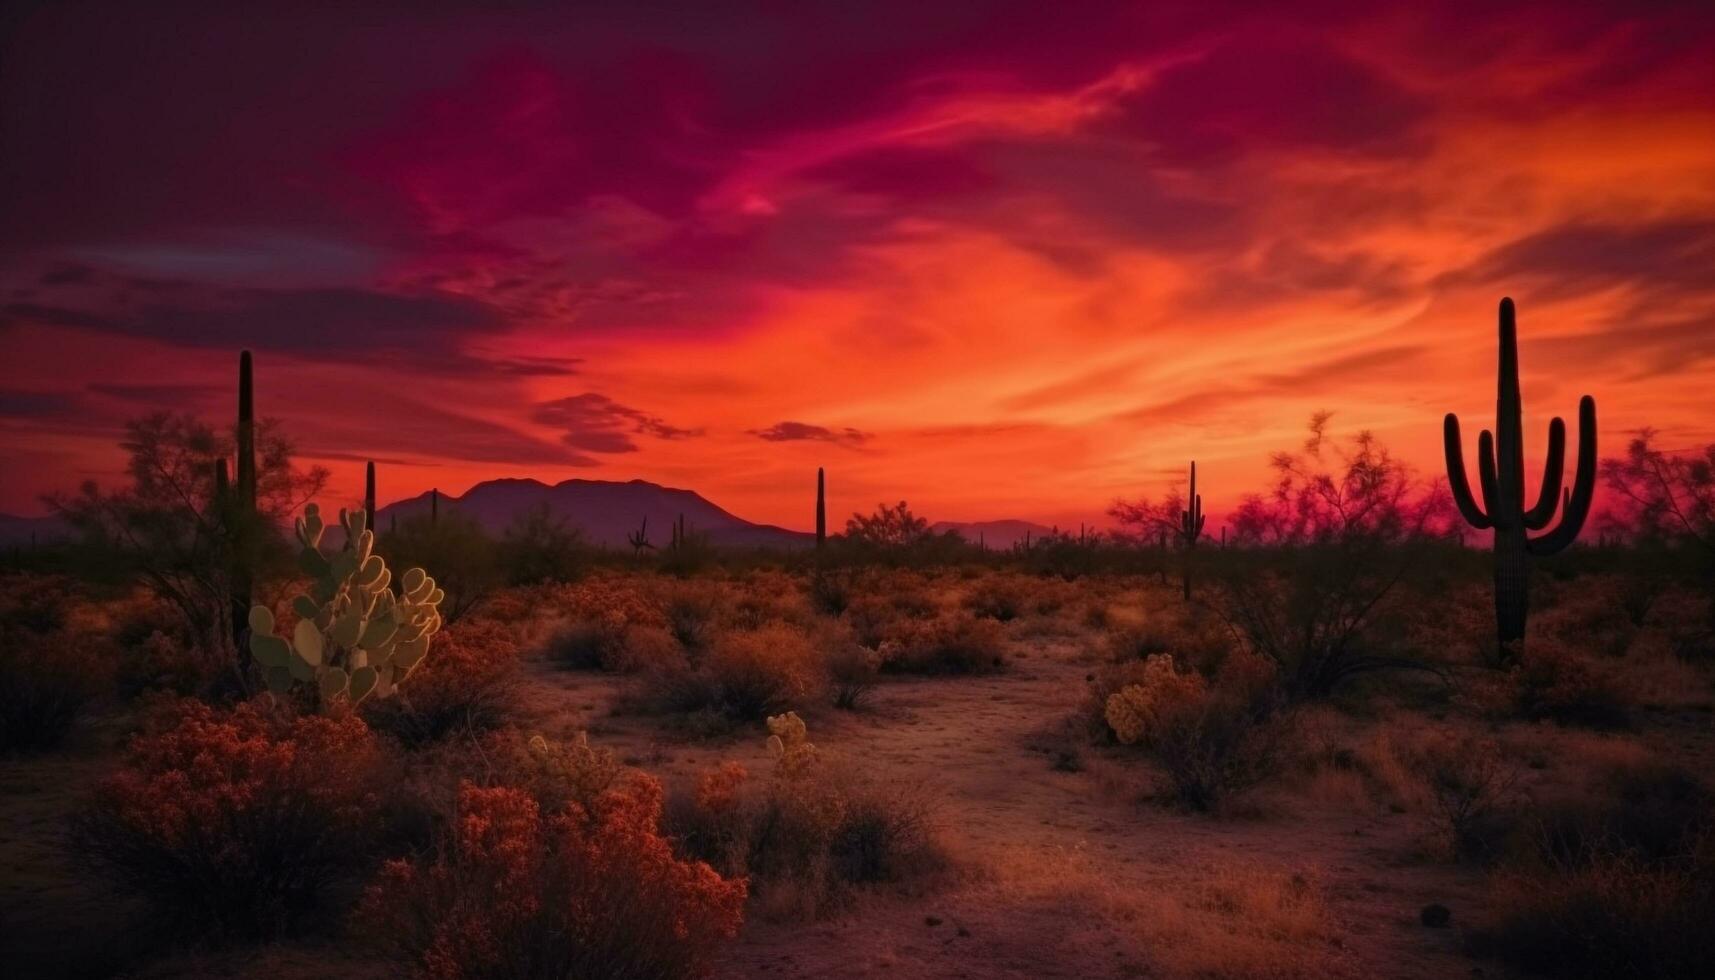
[1521,417,1566,530]
[1526,395,1597,557]
[1443,414,1492,529]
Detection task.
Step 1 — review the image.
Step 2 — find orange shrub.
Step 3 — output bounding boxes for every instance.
[365,620,520,746]
[361,779,745,980]
[72,699,383,937]
[880,612,1005,674]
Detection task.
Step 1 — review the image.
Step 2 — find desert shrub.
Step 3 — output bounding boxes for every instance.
[660,580,724,653]
[827,641,879,710]
[702,624,820,721]
[962,577,1024,621]
[0,626,109,752]
[497,504,587,585]
[1535,758,1712,868]
[634,623,819,726]
[1472,849,1714,980]
[364,620,519,746]
[1104,653,1284,809]
[72,698,383,937]
[1512,641,1631,728]
[1405,730,1524,861]
[0,573,72,633]
[879,612,1005,675]
[382,511,499,625]
[1207,418,1451,697]
[544,577,664,671]
[669,714,943,917]
[808,567,854,615]
[545,615,628,671]
[361,777,745,980]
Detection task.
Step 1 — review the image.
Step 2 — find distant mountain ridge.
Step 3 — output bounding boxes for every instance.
[375,478,815,550]
[931,519,1059,550]
[0,513,70,546]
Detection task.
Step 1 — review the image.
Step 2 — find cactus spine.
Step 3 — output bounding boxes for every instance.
[815,467,826,549]
[247,504,442,706]
[1444,297,1597,651]
[1180,461,1206,601]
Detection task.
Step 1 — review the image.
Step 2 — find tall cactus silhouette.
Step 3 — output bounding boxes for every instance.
[1180,461,1206,601]
[430,488,439,525]
[231,351,258,660]
[1444,297,1597,651]
[815,467,826,549]
[364,460,376,534]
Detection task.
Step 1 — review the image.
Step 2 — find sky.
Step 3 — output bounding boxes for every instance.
[2,0,1712,530]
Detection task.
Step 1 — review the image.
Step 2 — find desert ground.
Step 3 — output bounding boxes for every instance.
[4,551,1712,979]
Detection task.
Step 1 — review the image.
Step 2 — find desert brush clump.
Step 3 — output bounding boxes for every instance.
[634,622,821,728]
[359,774,746,980]
[877,611,1006,674]
[1103,652,1285,809]
[71,698,384,938]
[247,503,443,708]
[669,713,944,919]
[0,621,111,753]
[362,619,520,746]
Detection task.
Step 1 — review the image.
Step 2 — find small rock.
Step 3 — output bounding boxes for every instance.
[925,916,943,927]
[1421,903,1452,928]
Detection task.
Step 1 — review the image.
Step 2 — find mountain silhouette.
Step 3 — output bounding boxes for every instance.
[376,478,813,549]
[931,519,1059,550]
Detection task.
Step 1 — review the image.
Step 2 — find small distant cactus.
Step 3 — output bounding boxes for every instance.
[1180,461,1206,601]
[628,516,653,556]
[247,503,443,705]
[815,468,826,549]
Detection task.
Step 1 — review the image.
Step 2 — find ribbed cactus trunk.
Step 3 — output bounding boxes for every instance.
[364,460,376,535]
[815,467,826,549]
[232,350,256,662]
[1445,298,1597,655]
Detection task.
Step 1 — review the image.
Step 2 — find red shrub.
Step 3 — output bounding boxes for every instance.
[362,778,746,980]
[72,699,383,937]
[365,620,519,745]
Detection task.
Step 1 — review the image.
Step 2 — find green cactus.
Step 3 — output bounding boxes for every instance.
[1444,298,1596,653]
[1180,461,1206,601]
[248,503,443,706]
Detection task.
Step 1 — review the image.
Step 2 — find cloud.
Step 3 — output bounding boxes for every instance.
[532,393,701,453]
[749,421,872,446]
[1436,220,1715,303]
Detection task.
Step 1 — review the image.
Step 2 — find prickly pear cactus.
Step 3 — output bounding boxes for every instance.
[247,503,443,706]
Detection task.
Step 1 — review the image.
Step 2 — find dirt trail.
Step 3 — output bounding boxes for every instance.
[518,640,1499,980]
[717,652,1487,979]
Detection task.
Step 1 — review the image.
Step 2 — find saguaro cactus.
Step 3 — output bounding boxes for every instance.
[1180,461,1206,601]
[815,467,826,549]
[430,488,439,525]
[231,351,258,659]
[364,460,376,533]
[1444,298,1597,651]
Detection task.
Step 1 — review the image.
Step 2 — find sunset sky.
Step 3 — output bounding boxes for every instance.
[2,1,1712,530]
